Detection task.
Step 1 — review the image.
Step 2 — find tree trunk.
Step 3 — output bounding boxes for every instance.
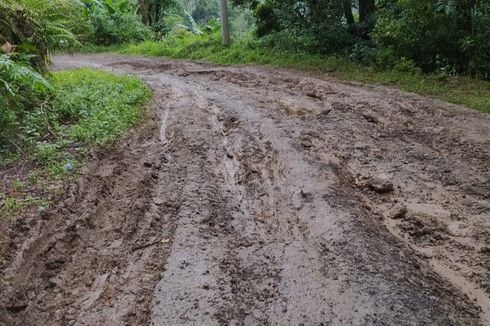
[343,0,355,26]
[359,0,375,23]
[220,0,230,46]
[139,0,150,25]
[155,3,161,25]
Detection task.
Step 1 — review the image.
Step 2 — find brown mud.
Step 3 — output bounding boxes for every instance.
[1,54,489,325]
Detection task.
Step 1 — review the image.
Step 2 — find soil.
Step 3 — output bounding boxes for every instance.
[1,54,489,325]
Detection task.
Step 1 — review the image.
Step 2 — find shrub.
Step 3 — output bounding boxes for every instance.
[374,0,490,78]
[255,1,280,37]
[89,7,153,45]
[0,54,52,149]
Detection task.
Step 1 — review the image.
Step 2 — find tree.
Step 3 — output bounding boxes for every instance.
[140,0,150,25]
[343,0,355,26]
[359,0,375,23]
[220,0,230,45]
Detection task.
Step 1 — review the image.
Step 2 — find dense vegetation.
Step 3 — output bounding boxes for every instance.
[0,0,150,221]
[249,0,490,79]
[110,0,490,81]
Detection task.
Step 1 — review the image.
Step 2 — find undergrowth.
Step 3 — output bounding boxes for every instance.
[0,68,151,220]
[81,31,490,113]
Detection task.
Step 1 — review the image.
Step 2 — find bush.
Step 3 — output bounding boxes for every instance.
[252,0,355,54]
[348,42,378,65]
[469,4,490,79]
[0,55,52,146]
[258,31,317,53]
[89,7,153,45]
[255,1,280,37]
[2,67,151,168]
[374,0,490,78]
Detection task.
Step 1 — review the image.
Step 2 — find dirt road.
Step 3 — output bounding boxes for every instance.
[1,54,489,325]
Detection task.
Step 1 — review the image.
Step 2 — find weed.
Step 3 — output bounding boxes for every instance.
[11,180,24,191]
[0,195,26,220]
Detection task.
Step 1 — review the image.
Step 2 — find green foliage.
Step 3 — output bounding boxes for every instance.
[0,54,52,147]
[82,1,153,45]
[83,0,134,15]
[148,2,204,36]
[252,0,354,54]
[1,68,151,172]
[0,195,25,219]
[88,7,153,45]
[51,68,151,146]
[191,0,219,25]
[141,0,182,29]
[255,1,279,37]
[0,0,80,152]
[11,180,24,191]
[232,0,490,80]
[0,55,51,94]
[1,0,79,69]
[374,0,490,78]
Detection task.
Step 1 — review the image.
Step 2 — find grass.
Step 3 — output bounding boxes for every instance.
[51,68,151,147]
[80,32,490,113]
[0,68,151,221]
[0,195,25,219]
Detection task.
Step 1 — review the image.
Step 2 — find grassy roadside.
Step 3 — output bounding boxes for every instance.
[80,33,490,113]
[0,68,151,262]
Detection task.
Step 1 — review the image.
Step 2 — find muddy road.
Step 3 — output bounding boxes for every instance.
[1,54,490,325]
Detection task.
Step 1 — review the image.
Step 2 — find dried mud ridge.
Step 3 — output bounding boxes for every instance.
[1,54,489,325]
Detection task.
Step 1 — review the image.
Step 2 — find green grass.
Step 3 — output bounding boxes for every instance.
[21,68,151,177]
[0,195,25,219]
[0,68,151,220]
[80,32,490,113]
[51,68,151,146]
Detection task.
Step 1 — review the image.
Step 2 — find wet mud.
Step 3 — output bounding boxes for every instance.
[0,54,489,325]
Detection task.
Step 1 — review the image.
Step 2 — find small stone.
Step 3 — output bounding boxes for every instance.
[388,204,407,219]
[362,112,379,124]
[64,162,73,171]
[143,161,153,167]
[368,177,394,193]
[300,139,313,149]
[306,91,322,99]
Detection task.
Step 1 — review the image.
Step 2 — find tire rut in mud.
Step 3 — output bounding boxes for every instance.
[0,88,181,325]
